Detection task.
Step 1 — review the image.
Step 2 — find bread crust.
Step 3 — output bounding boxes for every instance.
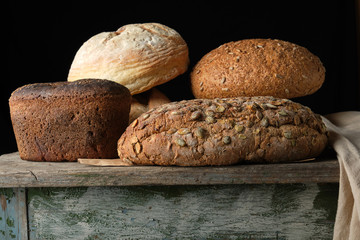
[129,88,170,124]
[118,96,328,166]
[68,23,189,95]
[9,79,131,161]
[191,39,325,99]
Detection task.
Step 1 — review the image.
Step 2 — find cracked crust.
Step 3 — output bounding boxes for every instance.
[191,39,325,99]
[117,96,328,166]
[68,23,189,95]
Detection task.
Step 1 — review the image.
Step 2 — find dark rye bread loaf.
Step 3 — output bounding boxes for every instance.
[9,79,131,161]
[118,96,328,166]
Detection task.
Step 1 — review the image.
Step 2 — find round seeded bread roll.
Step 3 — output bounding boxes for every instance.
[191,39,325,99]
[118,96,328,166]
[68,23,189,95]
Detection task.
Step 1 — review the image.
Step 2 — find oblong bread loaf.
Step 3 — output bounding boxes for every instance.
[118,96,328,166]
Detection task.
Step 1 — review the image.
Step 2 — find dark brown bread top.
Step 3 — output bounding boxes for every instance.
[10,79,130,101]
[9,79,131,161]
[118,96,328,166]
[191,39,325,99]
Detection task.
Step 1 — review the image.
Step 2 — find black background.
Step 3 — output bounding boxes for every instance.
[2,0,359,154]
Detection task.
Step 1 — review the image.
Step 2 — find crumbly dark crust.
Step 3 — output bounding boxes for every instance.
[118,96,328,166]
[9,79,131,161]
[10,79,129,100]
[191,39,326,99]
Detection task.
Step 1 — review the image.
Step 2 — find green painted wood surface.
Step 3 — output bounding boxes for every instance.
[27,184,338,240]
[0,188,27,240]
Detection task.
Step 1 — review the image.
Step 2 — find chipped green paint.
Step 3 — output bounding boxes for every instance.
[28,184,338,239]
[27,187,87,206]
[0,188,15,202]
[6,217,14,227]
[0,185,338,239]
[8,229,16,239]
[0,188,27,240]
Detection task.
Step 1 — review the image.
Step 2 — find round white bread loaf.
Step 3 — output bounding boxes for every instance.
[68,23,189,95]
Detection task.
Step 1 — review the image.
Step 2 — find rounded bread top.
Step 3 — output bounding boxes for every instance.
[191,39,325,99]
[67,23,189,95]
[9,79,131,101]
[118,96,328,166]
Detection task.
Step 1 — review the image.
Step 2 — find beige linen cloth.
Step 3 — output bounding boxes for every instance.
[322,111,360,240]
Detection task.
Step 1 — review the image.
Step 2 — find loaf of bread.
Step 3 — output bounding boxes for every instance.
[129,88,171,123]
[191,39,325,99]
[68,23,189,95]
[118,96,328,166]
[9,79,131,161]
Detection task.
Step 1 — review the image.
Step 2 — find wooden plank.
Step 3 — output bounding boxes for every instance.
[27,184,338,239]
[0,188,28,240]
[0,152,339,188]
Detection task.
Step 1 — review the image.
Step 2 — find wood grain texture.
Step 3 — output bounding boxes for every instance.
[0,152,339,188]
[27,184,338,239]
[0,188,28,240]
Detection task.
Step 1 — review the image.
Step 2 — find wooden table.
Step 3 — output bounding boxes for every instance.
[0,152,340,239]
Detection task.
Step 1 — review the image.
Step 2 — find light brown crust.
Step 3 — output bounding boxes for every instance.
[147,88,171,109]
[118,96,328,166]
[129,88,170,124]
[191,39,325,99]
[68,23,189,95]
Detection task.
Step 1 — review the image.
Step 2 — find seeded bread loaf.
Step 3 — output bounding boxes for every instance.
[118,96,328,166]
[191,39,325,99]
[9,79,131,161]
